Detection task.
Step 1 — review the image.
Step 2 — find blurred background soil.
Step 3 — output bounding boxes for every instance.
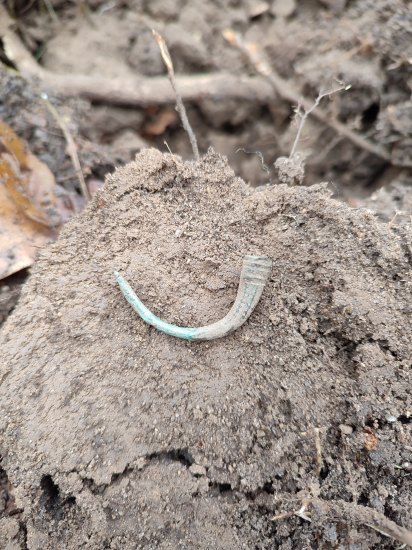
[2,0,412,194]
[0,0,411,323]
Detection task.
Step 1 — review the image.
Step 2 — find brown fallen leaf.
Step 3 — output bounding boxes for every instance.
[0,185,56,279]
[0,119,65,279]
[0,119,61,227]
[363,427,379,452]
[143,108,178,136]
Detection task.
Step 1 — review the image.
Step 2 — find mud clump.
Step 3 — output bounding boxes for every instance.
[0,149,411,549]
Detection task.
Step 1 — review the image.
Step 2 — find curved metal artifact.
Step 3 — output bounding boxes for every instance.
[114,255,272,341]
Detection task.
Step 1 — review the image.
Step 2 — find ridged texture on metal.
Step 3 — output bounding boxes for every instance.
[115,255,272,341]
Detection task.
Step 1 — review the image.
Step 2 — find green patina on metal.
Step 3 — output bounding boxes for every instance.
[114,255,272,341]
[114,272,196,340]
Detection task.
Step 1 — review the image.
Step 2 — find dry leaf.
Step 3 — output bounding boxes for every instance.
[0,185,56,278]
[0,119,63,279]
[363,427,379,452]
[0,119,61,227]
[143,109,178,136]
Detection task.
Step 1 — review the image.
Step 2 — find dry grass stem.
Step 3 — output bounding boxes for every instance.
[223,29,393,164]
[290,82,350,157]
[313,427,323,478]
[153,30,199,161]
[41,0,59,23]
[41,93,90,202]
[388,210,412,228]
[235,148,271,178]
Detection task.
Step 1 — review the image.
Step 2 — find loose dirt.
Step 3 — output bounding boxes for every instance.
[1,0,412,547]
[9,0,412,194]
[0,149,411,548]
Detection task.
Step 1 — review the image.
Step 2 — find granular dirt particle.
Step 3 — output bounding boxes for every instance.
[0,149,411,549]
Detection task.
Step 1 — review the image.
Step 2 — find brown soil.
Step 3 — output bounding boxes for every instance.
[0,0,412,548]
[0,149,411,549]
[7,0,412,196]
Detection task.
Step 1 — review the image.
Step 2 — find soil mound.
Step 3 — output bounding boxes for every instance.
[0,149,411,549]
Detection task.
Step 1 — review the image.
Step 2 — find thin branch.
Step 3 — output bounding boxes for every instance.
[235,148,271,179]
[152,30,199,161]
[223,29,394,164]
[41,93,91,202]
[388,210,412,228]
[290,82,350,157]
[0,14,274,106]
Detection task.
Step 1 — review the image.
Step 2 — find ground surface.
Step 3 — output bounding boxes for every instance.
[3,0,412,194]
[0,0,411,548]
[0,149,411,549]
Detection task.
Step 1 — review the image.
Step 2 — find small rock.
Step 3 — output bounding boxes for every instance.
[205,276,227,291]
[339,424,353,435]
[196,477,210,495]
[189,464,206,477]
[274,155,305,185]
[249,2,270,18]
[271,0,296,18]
[377,484,389,498]
[318,0,347,14]
[135,457,147,470]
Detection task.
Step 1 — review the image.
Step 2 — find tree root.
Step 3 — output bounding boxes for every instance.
[0,10,273,106]
[223,30,406,166]
[1,8,410,169]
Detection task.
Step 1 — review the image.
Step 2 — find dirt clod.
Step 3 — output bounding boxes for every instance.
[0,149,411,548]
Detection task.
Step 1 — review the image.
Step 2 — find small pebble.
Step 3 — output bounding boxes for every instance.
[249,1,270,18]
[339,424,353,435]
[189,464,206,477]
[271,0,296,18]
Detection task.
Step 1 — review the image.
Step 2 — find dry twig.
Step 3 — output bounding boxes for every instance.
[41,93,90,202]
[0,9,90,201]
[299,427,325,478]
[313,427,323,478]
[0,20,273,104]
[152,30,199,160]
[388,210,412,228]
[272,501,312,522]
[290,82,350,157]
[223,29,393,164]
